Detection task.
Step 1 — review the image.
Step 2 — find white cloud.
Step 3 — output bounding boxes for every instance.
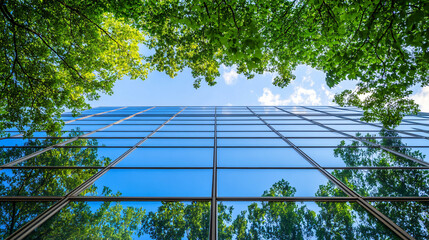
[302,76,314,87]
[258,88,290,105]
[411,86,429,112]
[258,87,321,106]
[222,67,239,85]
[226,103,233,106]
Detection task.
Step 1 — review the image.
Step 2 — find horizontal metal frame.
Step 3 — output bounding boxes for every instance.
[4,145,429,149]
[4,136,428,140]
[2,196,429,202]
[2,166,428,170]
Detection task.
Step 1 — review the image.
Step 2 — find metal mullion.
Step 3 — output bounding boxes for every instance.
[209,106,218,240]
[272,107,415,240]
[317,106,428,139]
[7,107,186,240]
[277,107,429,168]
[0,107,128,140]
[1,107,156,168]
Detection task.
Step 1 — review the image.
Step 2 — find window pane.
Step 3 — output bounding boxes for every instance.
[0,168,98,196]
[218,138,288,147]
[141,138,213,146]
[301,147,424,167]
[19,147,127,167]
[217,131,277,137]
[218,169,345,197]
[218,148,311,167]
[330,169,429,197]
[218,201,399,239]
[117,148,213,167]
[24,201,210,240]
[84,169,212,197]
[289,138,355,146]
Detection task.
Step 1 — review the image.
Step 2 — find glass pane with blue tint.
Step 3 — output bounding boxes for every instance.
[68,120,118,125]
[152,131,213,137]
[66,138,141,147]
[218,169,345,197]
[301,147,424,167]
[218,201,399,240]
[0,137,65,147]
[19,147,128,167]
[217,125,269,131]
[0,147,45,165]
[325,124,382,131]
[280,131,344,137]
[24,201,211,240]
[0,201,55,239]
[217,131,278,137]
[218,148,312,167]
[61,125,109,131]
[141,138,213,146]
[289,138,355,146]
[161,125,214,131]
[377,138,429,147]
[117,148,213,167]
[89,131,151,138]
[370,201,429,239]
[83,169,212,197]
[271,125,327,131]
[106,125,160,131]
[0,168,98,196]
[217,138,288,147]
[329,169,429,197]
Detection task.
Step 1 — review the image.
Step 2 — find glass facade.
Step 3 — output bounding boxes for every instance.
[1,106,428,239]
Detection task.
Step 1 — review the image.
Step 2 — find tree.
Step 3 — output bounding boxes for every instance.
[0,0,148,137]
[1,0,428,135]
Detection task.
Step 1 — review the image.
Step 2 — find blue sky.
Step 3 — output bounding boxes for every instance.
[89,64,357,107]
[89,47,429,111]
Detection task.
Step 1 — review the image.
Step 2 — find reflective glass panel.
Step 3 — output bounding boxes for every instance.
[84,169,212,197]
[330,169,429,197]
[218,169,345,197]
[218,201,399,239]
[0,168,98,196]
[117,148,213,167]
[24,201,210,240]
[19,147,127,167]
[301,147,424,167]
[218,148,311,167]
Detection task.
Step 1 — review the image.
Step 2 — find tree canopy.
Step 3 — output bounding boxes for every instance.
[1,0,428,136]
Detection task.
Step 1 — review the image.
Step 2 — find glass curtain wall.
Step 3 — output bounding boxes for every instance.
[1,106,428,239]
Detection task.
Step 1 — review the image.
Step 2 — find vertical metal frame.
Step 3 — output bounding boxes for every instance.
[209,107,218,239]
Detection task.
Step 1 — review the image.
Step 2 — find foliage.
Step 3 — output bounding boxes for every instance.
[0,0,148,137]
[1,0,428,135]
[127,0,428,128]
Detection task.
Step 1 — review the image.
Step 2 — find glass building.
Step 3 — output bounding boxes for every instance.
[1,106,428,240]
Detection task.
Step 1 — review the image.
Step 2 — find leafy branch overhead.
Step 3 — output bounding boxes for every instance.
[1,0,428,135]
